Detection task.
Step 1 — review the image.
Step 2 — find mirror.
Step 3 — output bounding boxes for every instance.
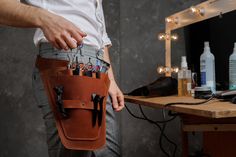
[166,0,236,90]
[165,0,236,77]
[183,10,236,90]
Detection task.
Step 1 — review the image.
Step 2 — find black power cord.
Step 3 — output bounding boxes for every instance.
[124,94,217,157]
[125,104,178,157]
[138,105,178,157]
[164,95,215,107]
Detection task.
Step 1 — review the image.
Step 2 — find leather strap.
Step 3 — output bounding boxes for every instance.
[36,55,68,71]
[63,100,101,110]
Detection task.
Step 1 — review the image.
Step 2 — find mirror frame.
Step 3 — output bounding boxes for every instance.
[165,0,236,76]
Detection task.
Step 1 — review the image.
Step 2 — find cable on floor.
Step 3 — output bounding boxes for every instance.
[125,104,177,157]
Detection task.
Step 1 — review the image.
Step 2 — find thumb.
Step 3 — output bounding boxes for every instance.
[111,94,119,110]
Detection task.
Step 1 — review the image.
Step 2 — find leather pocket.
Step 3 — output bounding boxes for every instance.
[44,73,110,150]
[36,56,110,150]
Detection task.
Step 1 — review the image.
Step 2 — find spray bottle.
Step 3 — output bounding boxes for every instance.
[200,42,216,93]
[229,42,236,90]
[178,56,192,96]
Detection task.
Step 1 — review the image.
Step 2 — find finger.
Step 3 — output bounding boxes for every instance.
[114,104,123,111]
[70,30,84,46]
[115,94,124,112]
[115,95,125,111]
[56,38,69,51]
[62,32,77,49]
[115,106,123,112]
[111,94,119,110]
[76,28,87,37]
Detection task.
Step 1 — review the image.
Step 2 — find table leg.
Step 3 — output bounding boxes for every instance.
[181,129,189,157]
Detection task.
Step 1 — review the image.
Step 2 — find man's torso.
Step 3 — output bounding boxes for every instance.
[25,0,110,49]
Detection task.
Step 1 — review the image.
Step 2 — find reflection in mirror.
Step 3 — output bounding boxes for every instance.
[181,10,236,90]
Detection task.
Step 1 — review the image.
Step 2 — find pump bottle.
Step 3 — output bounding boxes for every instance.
[178,56,192,96]
[229,42,236,90]
[200,42,216,93]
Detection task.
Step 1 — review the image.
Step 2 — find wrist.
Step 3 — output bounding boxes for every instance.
[34,8,52,28]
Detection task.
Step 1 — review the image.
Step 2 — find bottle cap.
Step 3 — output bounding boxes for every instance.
[204,41,210,52]
[181,56,188,68]
[204,41,209,47]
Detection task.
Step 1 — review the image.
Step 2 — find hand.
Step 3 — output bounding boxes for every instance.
[39,12,87,50]
[109,80,124,112]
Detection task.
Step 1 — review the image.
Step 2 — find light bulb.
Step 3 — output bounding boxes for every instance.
[157,66,165,74]
[158,33,178,41]
[165,17,179,24]
[190,6,205,16]
[157,66,179,74]
[172,67,179,73]
[165,17,173,23]
[158,33,166,41]
[190,6,198,13]
[171,33,178,41]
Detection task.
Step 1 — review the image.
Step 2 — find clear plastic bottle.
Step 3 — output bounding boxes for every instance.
[229,42,236,90]
[200,42,216,93]
[178,56,192,96]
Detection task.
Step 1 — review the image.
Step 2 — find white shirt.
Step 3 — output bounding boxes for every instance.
[25,0,111,49]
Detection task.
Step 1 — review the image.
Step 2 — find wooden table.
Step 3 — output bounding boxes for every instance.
[124,95,236,157]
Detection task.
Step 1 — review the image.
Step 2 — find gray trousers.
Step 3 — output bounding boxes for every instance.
[32,44,120,157]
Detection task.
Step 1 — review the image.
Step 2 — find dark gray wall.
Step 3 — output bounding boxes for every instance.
[119,1,203,157]
[0,28,48,157]
[0,1,203,157]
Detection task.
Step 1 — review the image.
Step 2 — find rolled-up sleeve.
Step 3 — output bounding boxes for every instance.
[101,5,112,48]
[102,31,112,48]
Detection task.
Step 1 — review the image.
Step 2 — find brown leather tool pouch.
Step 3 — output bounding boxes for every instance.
[35,56,110,150]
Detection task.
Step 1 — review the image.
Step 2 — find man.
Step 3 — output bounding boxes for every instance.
[0,0,124,157]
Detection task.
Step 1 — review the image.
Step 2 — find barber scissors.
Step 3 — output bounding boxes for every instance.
[67,43,83,69]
